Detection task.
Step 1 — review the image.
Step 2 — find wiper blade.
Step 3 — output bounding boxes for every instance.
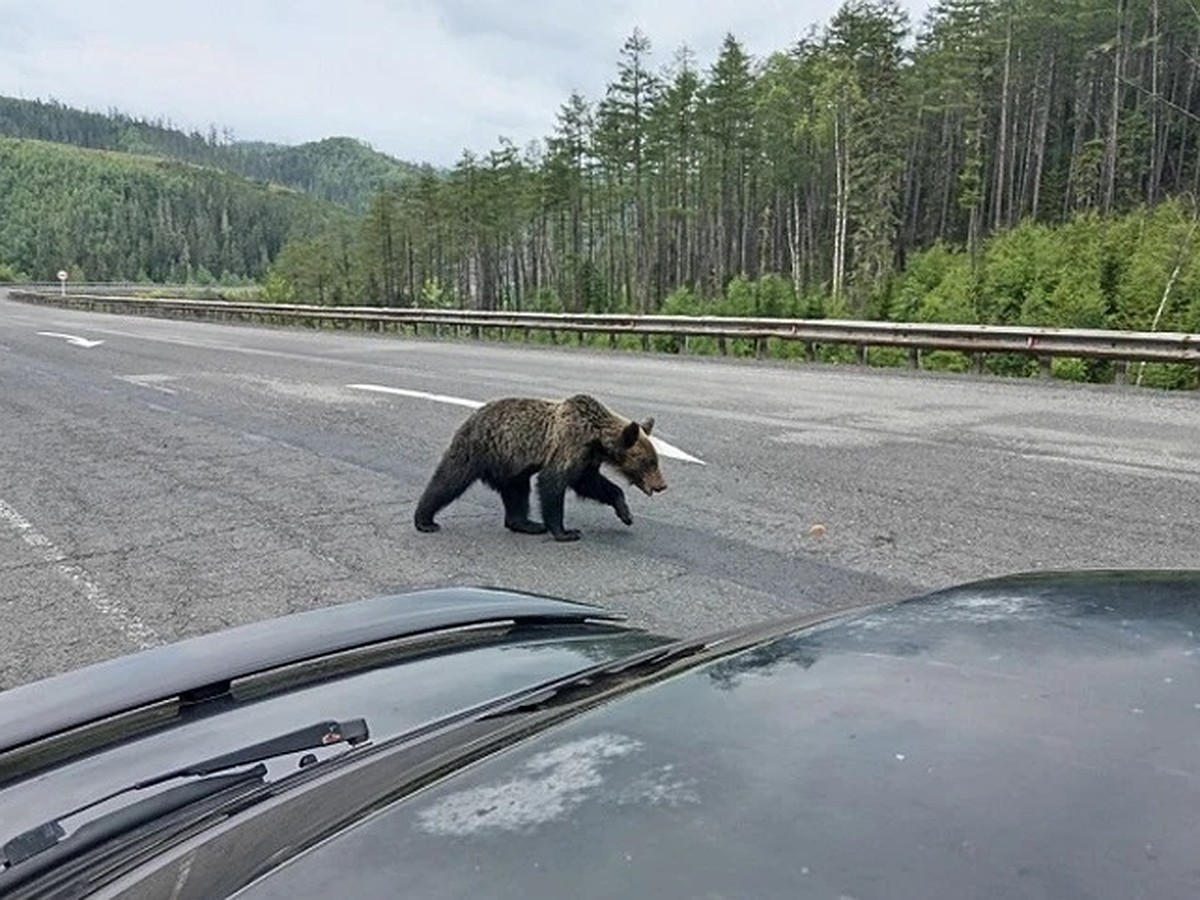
[1,718,368,869]
[3,767,267,877]
[138,717,369,787]
[478,638,712,719]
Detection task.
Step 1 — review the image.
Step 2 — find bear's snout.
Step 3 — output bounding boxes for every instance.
[639,477,667,496]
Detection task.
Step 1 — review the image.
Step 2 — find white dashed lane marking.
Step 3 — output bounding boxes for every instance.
[115,374,179,395]
[347,384,485,410]
[346,383,706,465]
[0,497,161,649]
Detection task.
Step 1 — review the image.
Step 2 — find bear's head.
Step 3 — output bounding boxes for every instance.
[615,418,667,496]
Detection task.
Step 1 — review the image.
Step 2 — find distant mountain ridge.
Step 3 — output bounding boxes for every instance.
[0,95,429,212]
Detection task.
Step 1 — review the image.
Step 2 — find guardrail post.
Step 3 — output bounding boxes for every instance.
[908,347,920,368]
[1037,355,1053,379]
[855,343,867,365]
[971,352,985,374]
[718,335,727,356]
[805,342,817,362]
[755,337,766,360]
[1114,359,1128,385]
[609,332,617,350]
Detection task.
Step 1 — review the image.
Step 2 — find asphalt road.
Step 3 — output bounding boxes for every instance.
[2,291,1198,689]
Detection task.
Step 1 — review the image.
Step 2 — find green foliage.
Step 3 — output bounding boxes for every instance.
[653,287,707,353]
[912,260,977,323]
[260,270,295,303]
[866,346,908,367]
[722,275,756,316]
[0,261,28,282]
[1108,199,1200,332]
[901,200,1200,341]
[1134,364,1198,390]
[921,350,972,373]
[419,277,452,309]
[756,274,797,317]
[1051,358,1090,382]
[532,288,564,313]
[892,242,958,320]
[0,137,346,282]
[711,274,798,318]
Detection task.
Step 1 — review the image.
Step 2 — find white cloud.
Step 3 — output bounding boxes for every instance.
[0,0,932,166]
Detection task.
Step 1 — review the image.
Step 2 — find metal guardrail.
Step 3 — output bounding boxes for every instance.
[7,289,1199,386]
[16,281,207,292]
[10,282,257,299]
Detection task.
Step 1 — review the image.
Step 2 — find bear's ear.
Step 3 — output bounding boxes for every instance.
[621,420,641,448]
[641,416,655,435]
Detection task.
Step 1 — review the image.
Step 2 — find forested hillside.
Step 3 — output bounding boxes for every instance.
[0,138,348,282]
[0,96,425,212]
[266,0,1200,341]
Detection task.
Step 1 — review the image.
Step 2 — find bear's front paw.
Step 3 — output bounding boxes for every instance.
[506,518,548,535]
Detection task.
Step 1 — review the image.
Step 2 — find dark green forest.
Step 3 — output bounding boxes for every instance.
[265,0,1200,340]
[0,96,424,212]
[0,138,348,282]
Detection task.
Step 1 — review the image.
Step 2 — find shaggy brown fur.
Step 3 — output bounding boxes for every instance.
[413,394,667,541]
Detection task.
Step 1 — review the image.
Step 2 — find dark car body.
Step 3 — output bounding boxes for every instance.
[2,571,1198,899]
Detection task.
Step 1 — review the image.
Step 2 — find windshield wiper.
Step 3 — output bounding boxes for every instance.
[1,718,368,869]
[477,638,712,719]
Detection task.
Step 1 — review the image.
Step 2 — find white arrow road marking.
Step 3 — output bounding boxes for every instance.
[347,383,706,465]
[0,497,162,650]
[37,331,105,348]
[116,374,178,395]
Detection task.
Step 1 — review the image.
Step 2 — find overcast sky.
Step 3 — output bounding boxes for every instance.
[1,0,933,167]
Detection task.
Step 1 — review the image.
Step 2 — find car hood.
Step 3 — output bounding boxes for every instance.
[236,570,1200,900]
[0,588,667,848]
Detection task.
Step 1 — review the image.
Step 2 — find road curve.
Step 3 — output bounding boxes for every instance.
[1,291,1197,688]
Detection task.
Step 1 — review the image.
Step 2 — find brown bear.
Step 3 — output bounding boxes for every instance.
[413,393,667,542]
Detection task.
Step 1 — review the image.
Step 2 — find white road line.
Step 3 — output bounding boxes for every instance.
[347,383,484,409]
[116,374,178,395]
[652,439,705,465]
[347,383,707,465]
[0,497,162,650]
[36,331,105,348]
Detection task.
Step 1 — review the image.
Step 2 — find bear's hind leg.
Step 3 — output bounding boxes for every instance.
[414,456,477,533]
